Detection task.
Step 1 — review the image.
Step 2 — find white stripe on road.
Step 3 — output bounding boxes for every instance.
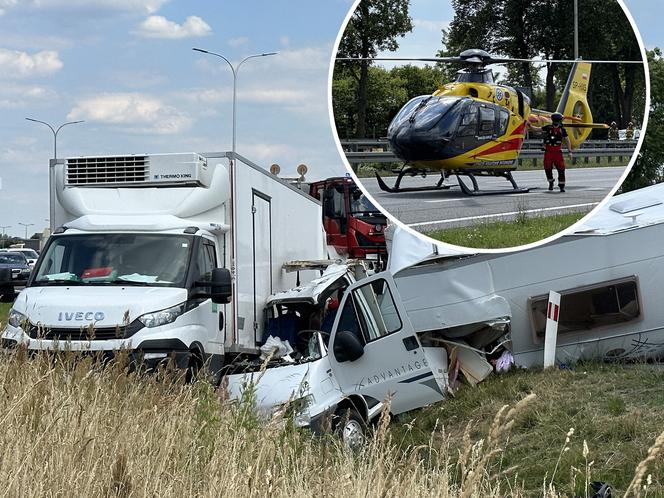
[408,202,599,228]
[423,187,608,204]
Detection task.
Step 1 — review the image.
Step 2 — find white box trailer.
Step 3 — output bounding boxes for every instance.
[2,152,325,379]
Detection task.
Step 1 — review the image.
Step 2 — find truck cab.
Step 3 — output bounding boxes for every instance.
[309,177,387,263]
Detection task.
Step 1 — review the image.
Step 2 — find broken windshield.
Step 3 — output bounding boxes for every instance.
[32,233,193,287]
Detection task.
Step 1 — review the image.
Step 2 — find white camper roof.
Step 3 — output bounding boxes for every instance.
[266,263,350,306]
[572,182,664,235]
[386,226,472,275]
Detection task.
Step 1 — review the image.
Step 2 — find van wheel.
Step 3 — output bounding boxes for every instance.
[334,407,366,450]
[185,348,204,383]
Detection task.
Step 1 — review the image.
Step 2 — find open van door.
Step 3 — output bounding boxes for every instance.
[328,273,445,416]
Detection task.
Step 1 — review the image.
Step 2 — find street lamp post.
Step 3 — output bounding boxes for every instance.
[25,118,84,233]
[192,48,277,345]
[18,223,34,241]
[0,225,10,249]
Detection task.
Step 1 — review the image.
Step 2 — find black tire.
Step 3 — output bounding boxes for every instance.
[185,348,204,384]
[334,407,366,450]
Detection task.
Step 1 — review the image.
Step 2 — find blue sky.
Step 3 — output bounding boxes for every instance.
[0,0,659,238]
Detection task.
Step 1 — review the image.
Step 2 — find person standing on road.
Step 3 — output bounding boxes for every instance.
[542,112,573,193]
[626,121,635,140]
[608,121,619,141]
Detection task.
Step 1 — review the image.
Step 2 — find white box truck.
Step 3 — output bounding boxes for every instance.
[2,152,325,380]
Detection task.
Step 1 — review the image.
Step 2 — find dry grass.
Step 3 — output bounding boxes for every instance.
[0,341,661,497]
[0,350,558,498]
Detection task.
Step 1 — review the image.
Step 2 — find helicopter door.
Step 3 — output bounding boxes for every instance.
[478,106,497,140]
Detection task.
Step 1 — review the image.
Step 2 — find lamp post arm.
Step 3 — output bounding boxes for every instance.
[192,48,236,78]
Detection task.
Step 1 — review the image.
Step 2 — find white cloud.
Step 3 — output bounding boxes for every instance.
[10,0,168,14]
[279,36,290,47]
[136,15,211,39]
[227,36,249,48]
[184,86,304,105]
[0,48,63,78]
[0,82,57,108]
[240,142,300,166]
[68,93,192,134]
[413,19,448,32]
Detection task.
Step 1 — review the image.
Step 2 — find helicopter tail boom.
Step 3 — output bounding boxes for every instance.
[556,61,594,148]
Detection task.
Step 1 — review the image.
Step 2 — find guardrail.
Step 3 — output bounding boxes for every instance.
[341,139,637,167]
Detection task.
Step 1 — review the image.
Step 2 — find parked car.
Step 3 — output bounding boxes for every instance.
[0,252,31,301]
[2,248,39,268]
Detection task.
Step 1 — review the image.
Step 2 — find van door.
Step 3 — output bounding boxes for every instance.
[328,273,444,416]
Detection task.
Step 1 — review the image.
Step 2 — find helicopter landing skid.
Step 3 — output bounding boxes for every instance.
[375,168,451,193]
[455,170,530,196]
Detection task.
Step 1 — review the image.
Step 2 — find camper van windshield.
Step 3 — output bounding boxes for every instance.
[32,233,193,287]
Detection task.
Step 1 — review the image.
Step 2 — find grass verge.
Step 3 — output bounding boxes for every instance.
[391,362,664,496]
[1,301,11,326]
[0,352,661,496]
[426,212,586,248]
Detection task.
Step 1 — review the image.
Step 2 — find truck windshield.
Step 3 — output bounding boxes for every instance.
[349,191,378,214]
[32,233,193,287]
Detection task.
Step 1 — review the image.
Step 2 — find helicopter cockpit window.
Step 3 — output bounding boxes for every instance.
[479,107,496,136]
[389,95,430,130]
[457,106,478,137]
[498,109,510,135]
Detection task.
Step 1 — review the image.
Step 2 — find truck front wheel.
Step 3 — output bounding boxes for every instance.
[185,347,204,383]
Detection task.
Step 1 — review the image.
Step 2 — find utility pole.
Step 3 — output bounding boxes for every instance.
[0,225,10,249]
[18,222,34,241]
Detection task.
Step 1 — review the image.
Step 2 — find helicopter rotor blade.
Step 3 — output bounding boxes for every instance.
[336,56,643,65]
[490,57,643,64]
[336,57,463,63]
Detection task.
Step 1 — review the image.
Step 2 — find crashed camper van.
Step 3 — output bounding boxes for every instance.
[227,182,664,441]
[2,152,326,380]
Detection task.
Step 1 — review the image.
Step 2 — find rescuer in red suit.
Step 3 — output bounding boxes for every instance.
[542,112,573,192]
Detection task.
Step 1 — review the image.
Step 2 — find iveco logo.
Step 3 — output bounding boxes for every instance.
[57,311,105,322]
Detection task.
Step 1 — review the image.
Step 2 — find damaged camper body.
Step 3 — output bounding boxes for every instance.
[228,182,664,433]
[2,152,326,380]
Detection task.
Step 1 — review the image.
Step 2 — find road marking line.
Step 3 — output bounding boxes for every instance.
[408,202,599,228]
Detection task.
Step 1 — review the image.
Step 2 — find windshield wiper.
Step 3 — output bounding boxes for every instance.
[101,278,156,286]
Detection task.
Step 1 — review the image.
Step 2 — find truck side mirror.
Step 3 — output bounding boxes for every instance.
[210,268,232,304]
[333,330,365,363]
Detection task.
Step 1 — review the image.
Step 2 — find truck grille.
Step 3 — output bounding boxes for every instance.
[66,156,149,185]
[26,320,144,341]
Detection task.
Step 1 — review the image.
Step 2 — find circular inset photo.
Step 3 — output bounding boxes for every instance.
[330,0,648,250]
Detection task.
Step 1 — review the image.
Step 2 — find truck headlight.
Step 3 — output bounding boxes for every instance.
[137,303,185,328]
[8,309,26,328]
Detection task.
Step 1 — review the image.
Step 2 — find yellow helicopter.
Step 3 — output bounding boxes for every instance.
[339,49,639,196]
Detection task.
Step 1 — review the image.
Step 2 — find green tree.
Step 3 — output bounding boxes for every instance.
[337,0,413,138]
[621,49,664,192]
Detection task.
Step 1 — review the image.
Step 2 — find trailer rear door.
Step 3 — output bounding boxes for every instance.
[252,190,272,342]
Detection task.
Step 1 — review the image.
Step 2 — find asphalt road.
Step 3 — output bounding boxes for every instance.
[361,166,627,231]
